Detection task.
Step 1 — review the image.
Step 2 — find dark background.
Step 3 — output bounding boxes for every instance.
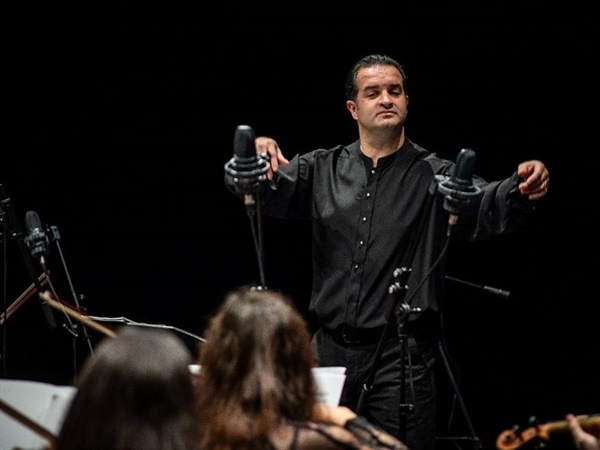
[3,1,598,449]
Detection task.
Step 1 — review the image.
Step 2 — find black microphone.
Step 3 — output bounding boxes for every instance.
[24,210,50,269]
[436,148,483,234]
[224,124,270,208]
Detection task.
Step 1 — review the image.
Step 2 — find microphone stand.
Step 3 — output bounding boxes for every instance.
[445,275,511,299]
[243,192,267,289]
[225,125,271,290]
[356,266,422,443]
[356,174,486,450]
[435,275,510,448]
[0,184,56,329]
[356,180,439,443]
[47,225,95,356]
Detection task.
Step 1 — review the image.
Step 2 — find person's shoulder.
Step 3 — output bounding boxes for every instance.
[405,139,452,174]
[280,420,351,449]
[405,138,433,158]
[344,416,410,449]
[302,140,360,160]
[292,420,360,449]
[293,418,409,449]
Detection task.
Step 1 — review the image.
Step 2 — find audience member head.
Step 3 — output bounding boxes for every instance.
[57,326,200,450]
[195,285,319,448]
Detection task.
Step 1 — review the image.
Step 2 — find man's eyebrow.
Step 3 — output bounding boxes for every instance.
[363,83,402,91]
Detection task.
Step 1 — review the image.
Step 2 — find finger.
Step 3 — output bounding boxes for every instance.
[520,174,549,193]
[528,186,549,200]
[256,140,279,178]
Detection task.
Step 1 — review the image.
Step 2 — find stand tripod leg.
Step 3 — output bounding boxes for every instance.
[437,339,484,449]
[397,330,411,444]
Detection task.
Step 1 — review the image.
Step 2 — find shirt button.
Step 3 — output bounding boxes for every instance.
[354,264,359,270]
[366,192,371,198]
[362,217,367,222]
[359,240,364,246]
[371,169,376,175]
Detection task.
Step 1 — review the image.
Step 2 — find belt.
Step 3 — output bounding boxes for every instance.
[325,325,388,345]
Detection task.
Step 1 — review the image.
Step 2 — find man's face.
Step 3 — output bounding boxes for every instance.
[346,65,409,131]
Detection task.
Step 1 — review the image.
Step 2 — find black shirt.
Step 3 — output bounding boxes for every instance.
[229,138,533,331]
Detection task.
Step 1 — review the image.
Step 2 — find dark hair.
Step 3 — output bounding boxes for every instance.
[345,54,408,101]
[57,327,200,450]
[196,285,319,450]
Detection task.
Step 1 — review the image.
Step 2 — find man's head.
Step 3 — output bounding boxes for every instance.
[345,54,408,102]
[345,54,410,139]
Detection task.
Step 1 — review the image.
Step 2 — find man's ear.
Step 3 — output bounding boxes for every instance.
[346,100,358,120]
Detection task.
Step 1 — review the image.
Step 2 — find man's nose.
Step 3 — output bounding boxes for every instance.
[380,92,393,103]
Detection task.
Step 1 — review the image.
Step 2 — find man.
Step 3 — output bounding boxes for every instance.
[225,54,550,450]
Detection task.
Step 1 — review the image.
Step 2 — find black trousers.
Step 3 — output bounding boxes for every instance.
[313,327,437,450]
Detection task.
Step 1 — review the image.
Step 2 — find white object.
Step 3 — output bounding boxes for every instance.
[312,366,347,407]
[0,379,76,450]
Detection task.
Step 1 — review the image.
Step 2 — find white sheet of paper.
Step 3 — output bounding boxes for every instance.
[312,366,347,407]
[0,379,76,450]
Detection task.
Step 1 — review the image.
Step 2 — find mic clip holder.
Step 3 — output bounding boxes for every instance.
[224,152,270,196]
[435,174,483,216]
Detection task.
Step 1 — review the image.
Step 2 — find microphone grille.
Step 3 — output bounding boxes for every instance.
[25,210,43,231]
[233,125,256,160]
[451,148,476,186]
